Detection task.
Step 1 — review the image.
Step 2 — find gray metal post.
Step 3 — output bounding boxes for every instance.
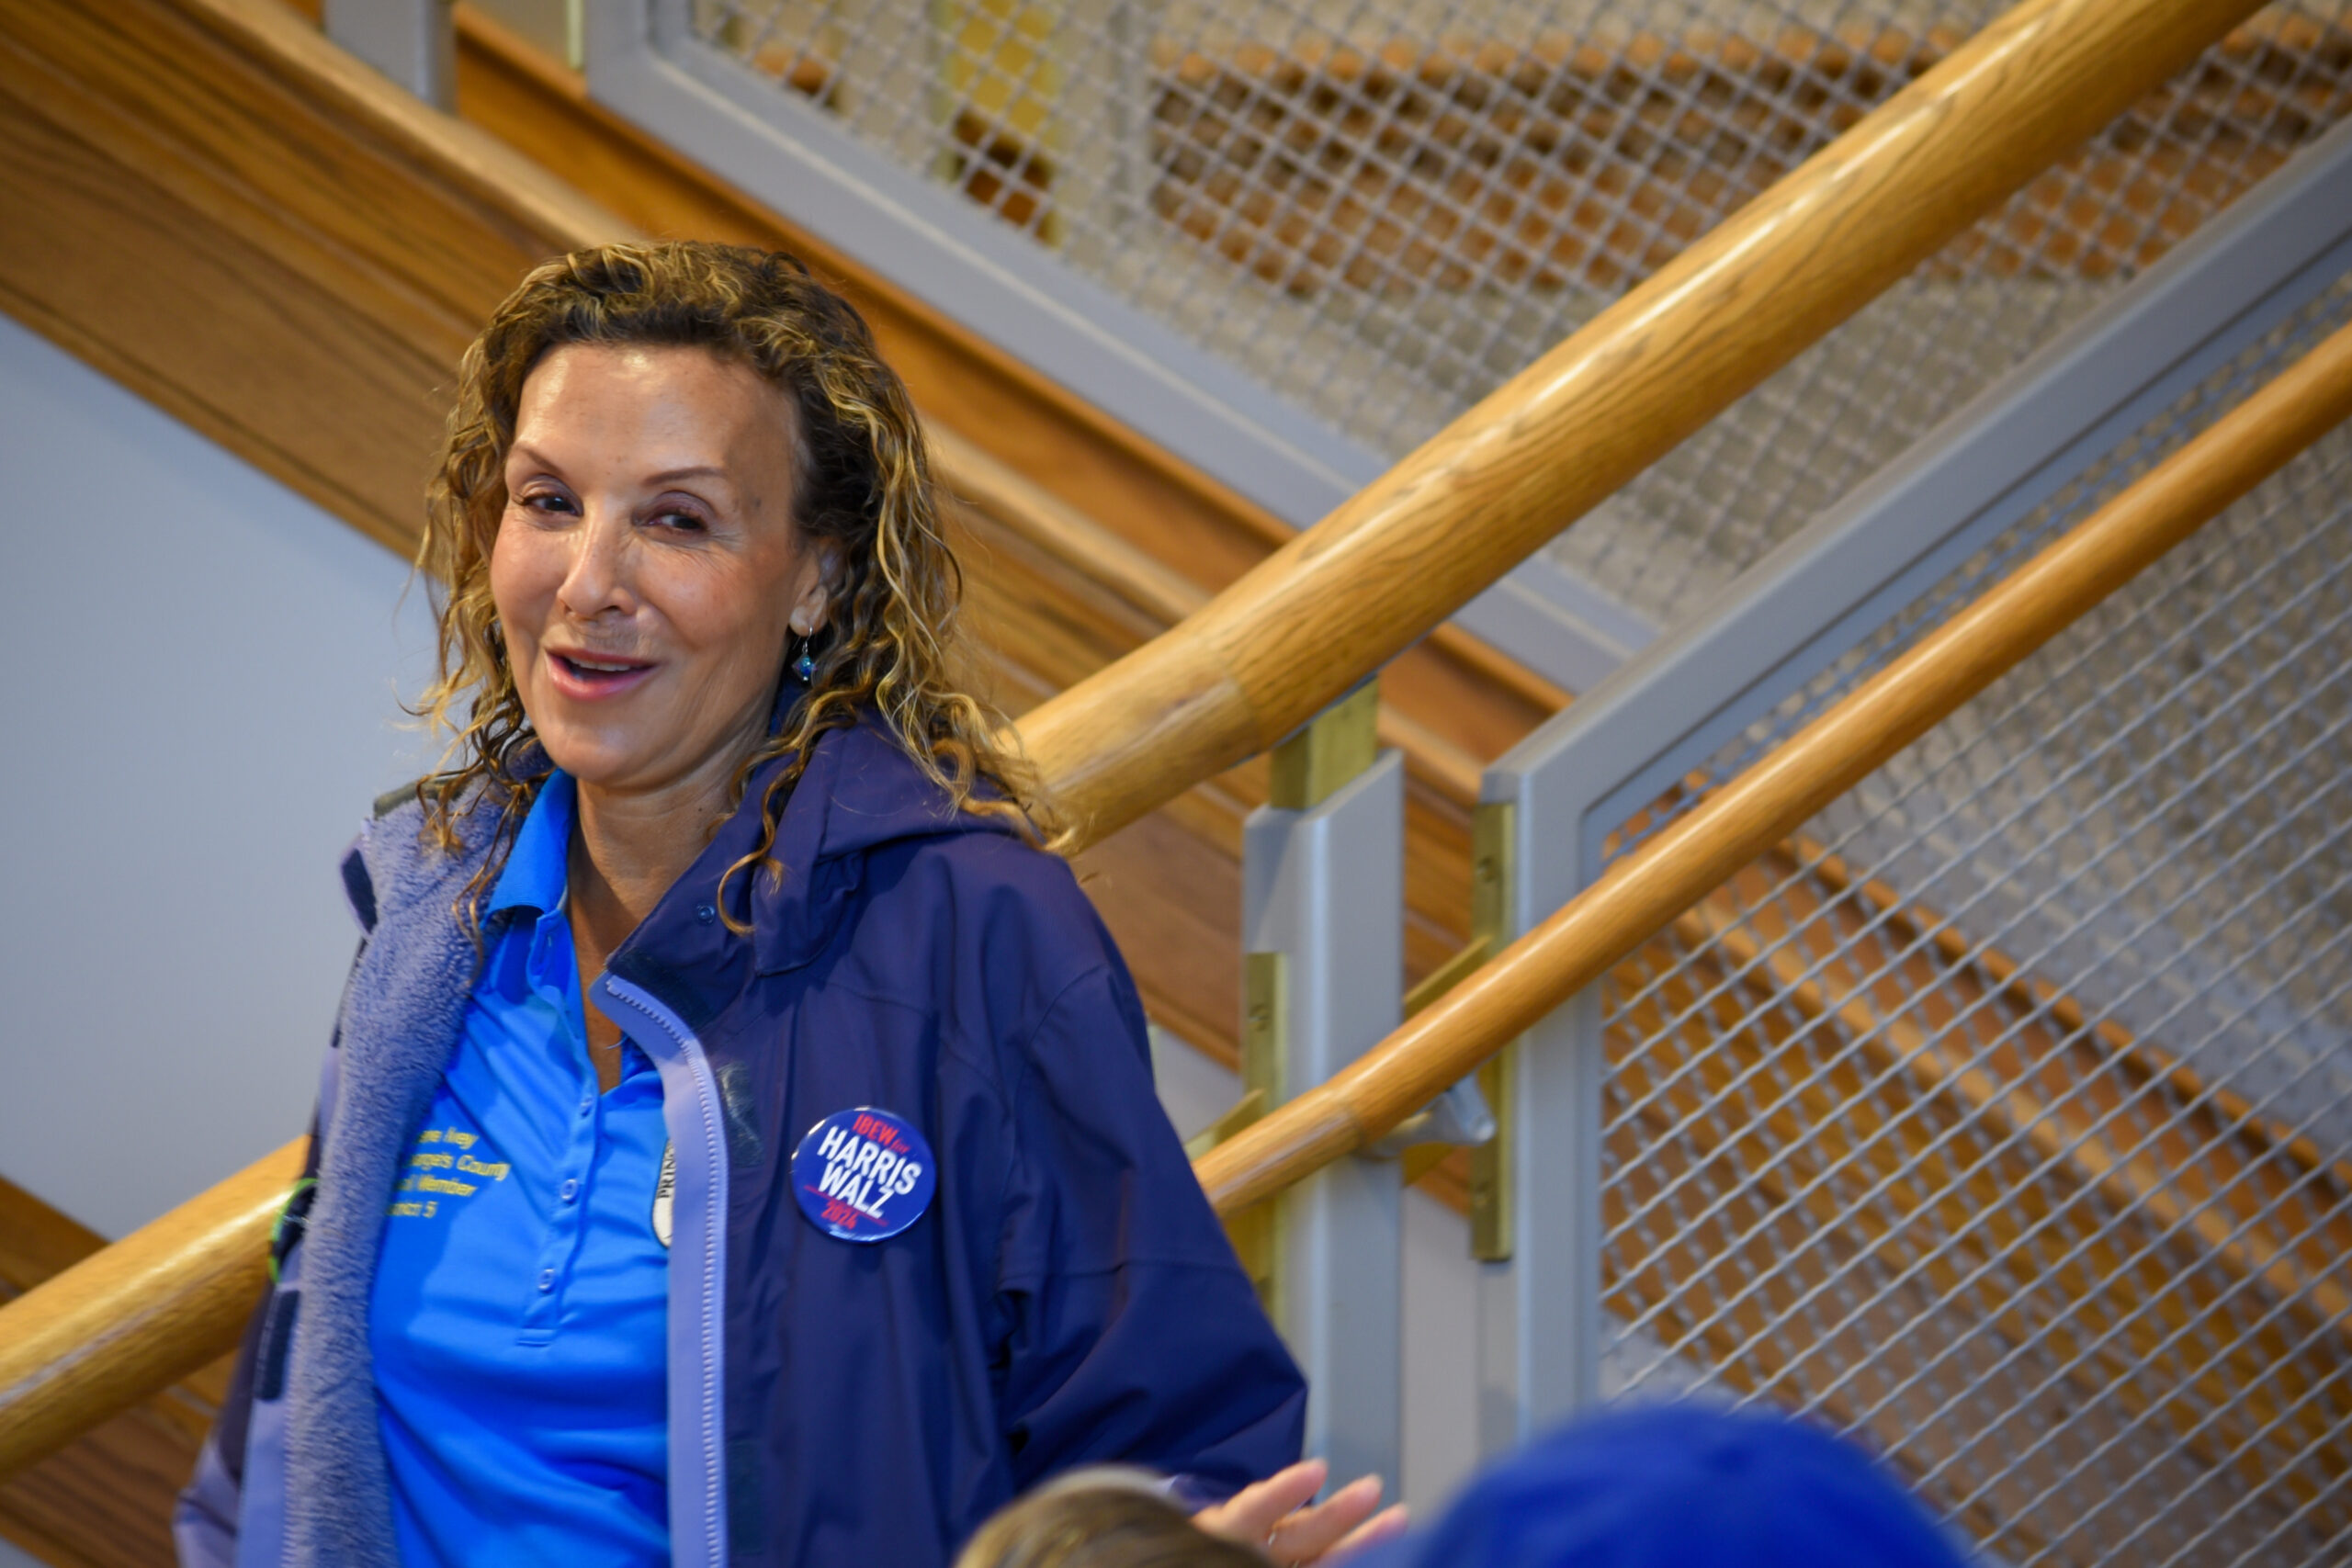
[1242,750,1406,1494]
[326,0,457,109]
[1470,783,1606,1451]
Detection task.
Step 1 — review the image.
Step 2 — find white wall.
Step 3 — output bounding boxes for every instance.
[0,313,436,1241]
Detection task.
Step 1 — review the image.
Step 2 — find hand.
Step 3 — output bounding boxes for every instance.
[1193,1458,1409,1565]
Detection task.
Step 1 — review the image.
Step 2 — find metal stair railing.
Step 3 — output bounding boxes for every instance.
[587,0,2352,690]
[1464,124,2352,1562]
[1193,257,2352,1564]
[1008,0,2284,846]
[1209,114,2352,1510]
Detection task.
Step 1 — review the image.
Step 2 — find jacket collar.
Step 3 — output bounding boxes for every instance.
[753,716,1027,975]
[610,716,1025,991]
[347,716,1021,993]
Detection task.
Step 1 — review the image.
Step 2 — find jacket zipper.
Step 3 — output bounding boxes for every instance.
[599,975,730,1568]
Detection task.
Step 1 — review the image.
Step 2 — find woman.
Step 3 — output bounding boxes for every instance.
[175,243,1388,1567]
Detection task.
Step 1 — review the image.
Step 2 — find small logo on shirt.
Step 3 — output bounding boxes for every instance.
[791,1108,935,1242]
[651,1142,675,1248]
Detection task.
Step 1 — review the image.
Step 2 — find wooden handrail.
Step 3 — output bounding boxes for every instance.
[1019,0,2269,854]
[1193,313,2352,1215]
[0,0,2287,1483]
[0,1139,308,1475]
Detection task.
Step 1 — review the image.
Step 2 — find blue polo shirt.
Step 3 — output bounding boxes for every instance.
[371,772,672,1566]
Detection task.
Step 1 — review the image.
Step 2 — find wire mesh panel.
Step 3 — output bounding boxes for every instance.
[1597,275,2352,1564]
[679,0,2352,625]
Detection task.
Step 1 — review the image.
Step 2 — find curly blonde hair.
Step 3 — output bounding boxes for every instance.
[412,242,1039,928]
[953,1471,1268,1568]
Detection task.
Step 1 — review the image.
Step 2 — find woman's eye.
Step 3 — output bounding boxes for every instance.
[517,491,574,516]
[653,509,709,534]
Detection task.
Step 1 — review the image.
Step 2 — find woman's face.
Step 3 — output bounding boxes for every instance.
[492,343,831,800]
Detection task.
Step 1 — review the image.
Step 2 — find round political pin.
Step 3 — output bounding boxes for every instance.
[792,1107,936,1243]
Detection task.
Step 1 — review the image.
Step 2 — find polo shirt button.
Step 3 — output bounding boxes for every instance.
[537,1269,556,1292]
[560,1179,579,1203]
[579,1097,592,1117]
[695,902,717,924]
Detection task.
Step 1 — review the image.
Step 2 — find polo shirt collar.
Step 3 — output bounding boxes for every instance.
[487,771,576,922]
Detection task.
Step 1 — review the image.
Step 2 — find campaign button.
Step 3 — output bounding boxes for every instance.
[792,1107,936,1242]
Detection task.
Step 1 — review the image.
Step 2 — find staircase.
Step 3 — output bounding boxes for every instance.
[2,0,2347,1563]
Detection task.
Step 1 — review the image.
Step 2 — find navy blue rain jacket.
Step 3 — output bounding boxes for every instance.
[176,719,1306,1568]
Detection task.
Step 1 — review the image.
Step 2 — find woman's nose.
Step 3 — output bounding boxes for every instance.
[555,510,637,620]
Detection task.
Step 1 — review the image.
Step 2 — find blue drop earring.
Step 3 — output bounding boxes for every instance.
[792,635,817,683]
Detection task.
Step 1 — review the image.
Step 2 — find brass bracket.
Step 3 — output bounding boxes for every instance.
[1225,949,1289,1313]
[1242,950,1288,1110]
[1467,800,1517,1261]
[1268,681,1380,811]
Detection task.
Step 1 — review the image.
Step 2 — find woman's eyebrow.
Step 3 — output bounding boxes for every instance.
[506,442,733,491]
[646,464,729,487]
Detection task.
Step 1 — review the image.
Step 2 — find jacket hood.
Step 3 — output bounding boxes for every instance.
[779,714,1025,864]
[731,716,1030,976]
[345,715,1030,984]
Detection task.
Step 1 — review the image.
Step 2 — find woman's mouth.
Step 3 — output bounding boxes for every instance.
[548,649,656,699]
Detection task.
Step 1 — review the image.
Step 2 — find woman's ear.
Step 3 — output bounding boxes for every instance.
[792,542,844,635]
